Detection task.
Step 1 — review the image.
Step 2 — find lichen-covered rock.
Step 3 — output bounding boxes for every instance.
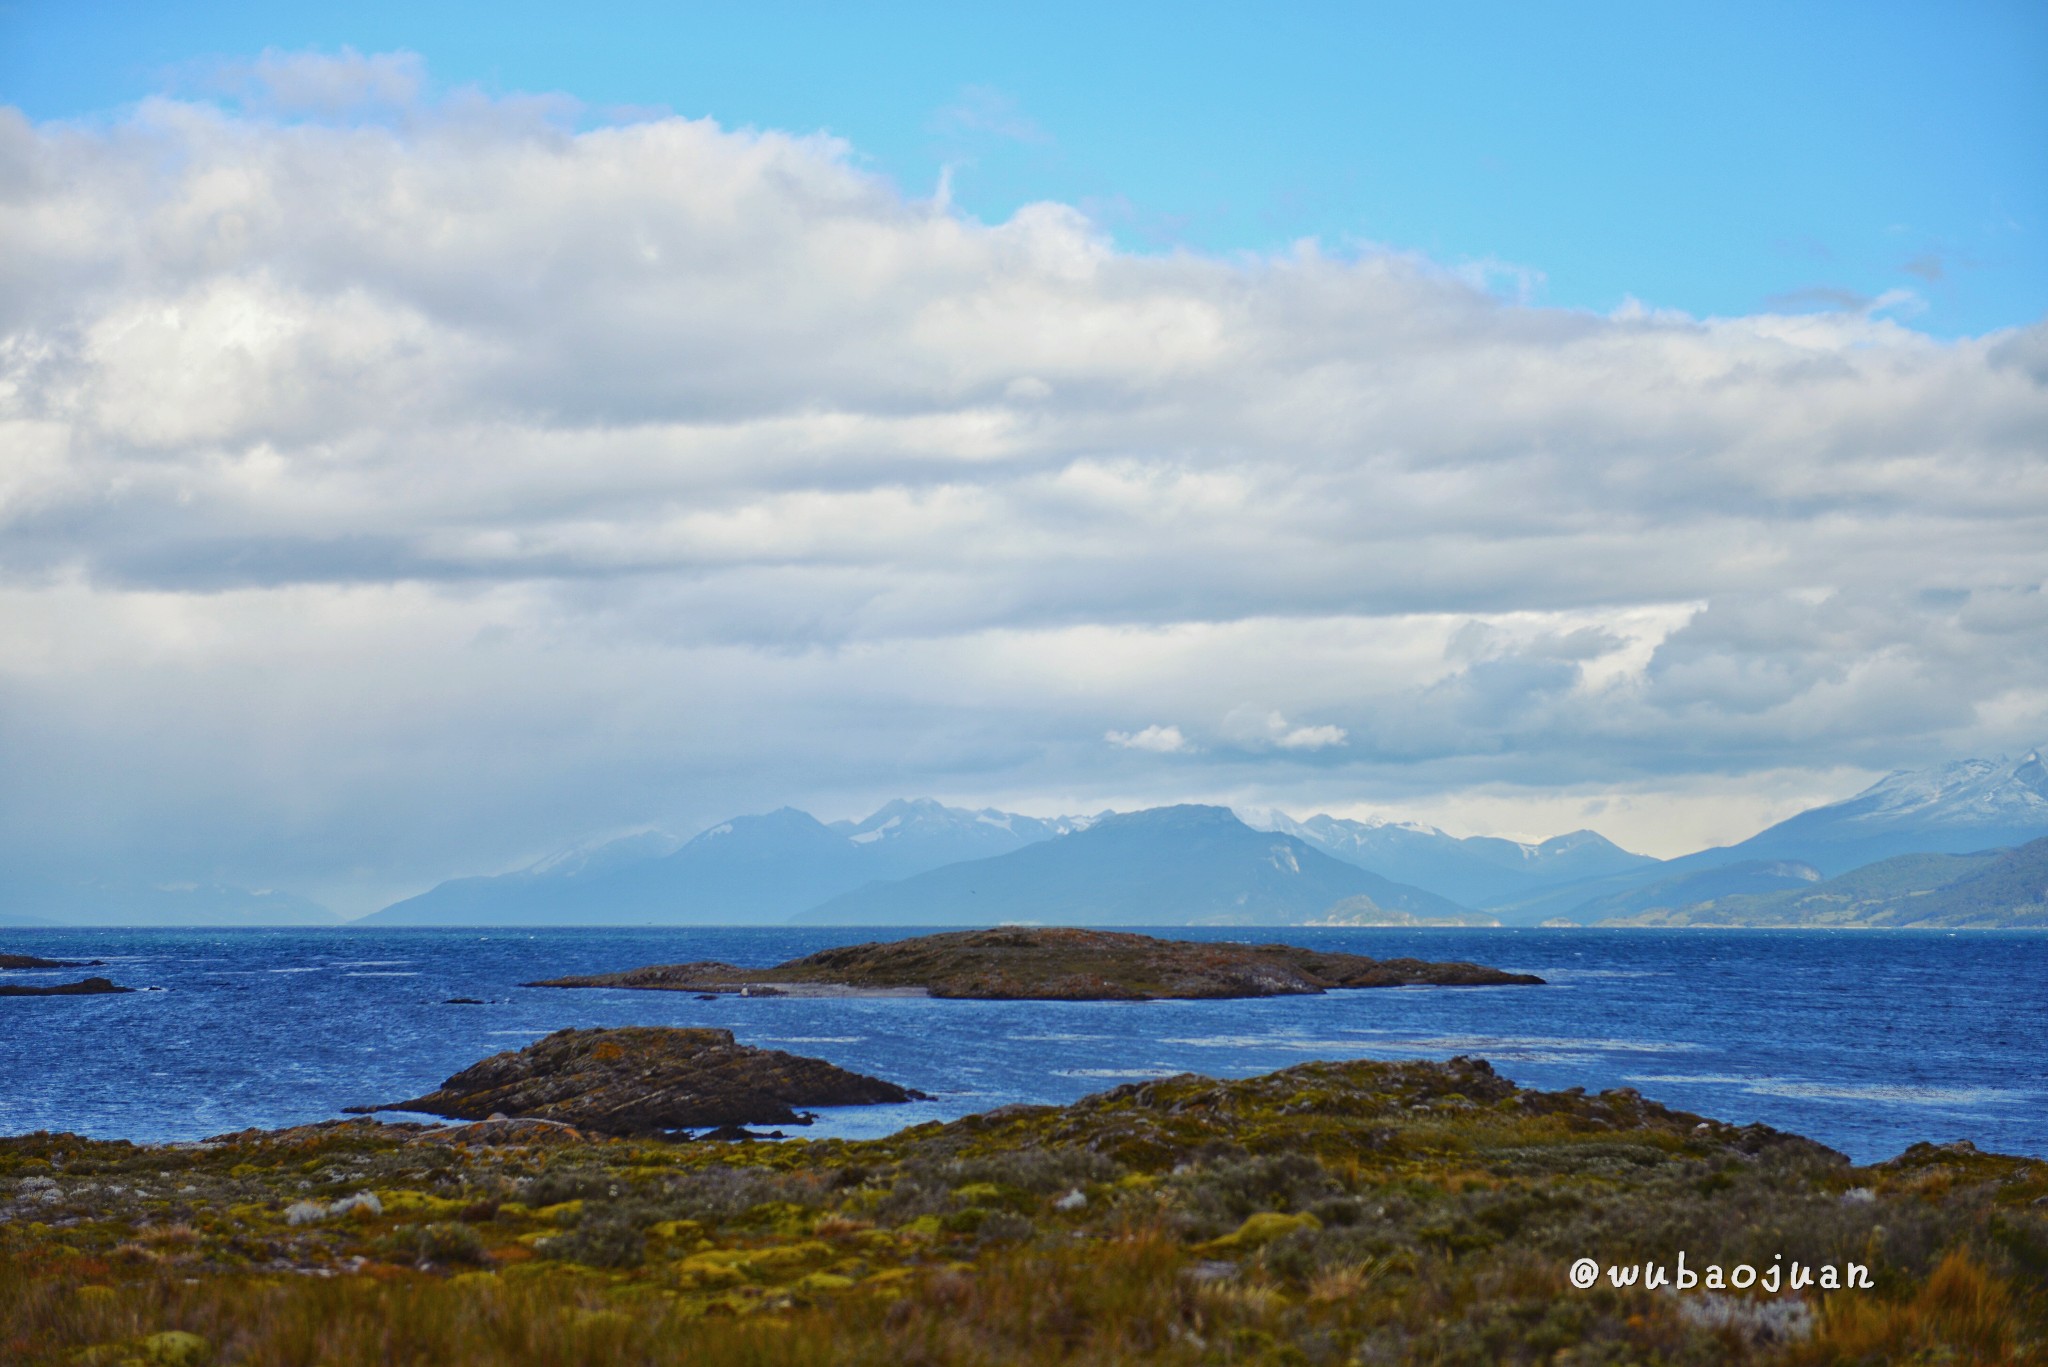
[349,1027,927,1135]
[528,927,1543,1000]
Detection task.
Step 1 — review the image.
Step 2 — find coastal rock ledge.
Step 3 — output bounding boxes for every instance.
[528,927,1545,1001]
[348,1026,928,1135]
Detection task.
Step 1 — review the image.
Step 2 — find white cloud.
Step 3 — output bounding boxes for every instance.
[1277,724,1348,752]
[1222,708,1350,752]
[0,55,2044,904]
[1106,724,1193,754]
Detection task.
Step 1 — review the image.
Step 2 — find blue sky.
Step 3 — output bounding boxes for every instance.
[0,5,2044,911]
[6,0,2044,337]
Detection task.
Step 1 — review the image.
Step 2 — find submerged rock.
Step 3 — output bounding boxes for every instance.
[347,1026,928,1135]
[528,927,1544,1001]
[0,975,133,997]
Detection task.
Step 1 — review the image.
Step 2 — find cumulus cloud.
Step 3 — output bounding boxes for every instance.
[0,55,2044,905]
[1106,725,1193,753]
[1222,708,1350,752]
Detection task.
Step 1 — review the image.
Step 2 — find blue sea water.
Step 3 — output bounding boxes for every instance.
[1,927,2042,1166]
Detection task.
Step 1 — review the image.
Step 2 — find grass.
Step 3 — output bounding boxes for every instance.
[3,1056,2043,1364]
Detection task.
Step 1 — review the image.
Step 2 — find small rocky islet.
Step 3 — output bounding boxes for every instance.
[349,1026,929,1136]
[0,976,132,998]
[525,926,1545,1000]
[0,951,130,997]
[0,953,101,970]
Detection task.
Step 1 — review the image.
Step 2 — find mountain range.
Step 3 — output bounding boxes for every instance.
[1241,810,1658,906]
[793,805,1468,927]
[1599,837,2048,929]
[358,801,1088,926]
[6,749,2045,930]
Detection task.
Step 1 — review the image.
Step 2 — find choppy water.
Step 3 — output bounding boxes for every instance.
[2,927,2042,1165]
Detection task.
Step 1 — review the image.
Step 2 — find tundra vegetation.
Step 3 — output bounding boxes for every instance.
[2,1057,2042,1365]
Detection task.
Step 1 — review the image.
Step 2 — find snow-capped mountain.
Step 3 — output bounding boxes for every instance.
[798,805,1469,927]
[1834,752,2048,826]
[831,799,1093,861]
[1686,748,2048,877]
[524,829,686,878]
[362,800,1089,925]
[1241,809,1655,906]
[1493,748,2048,920]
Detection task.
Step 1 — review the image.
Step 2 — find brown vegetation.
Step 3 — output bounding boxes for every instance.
[3,1056,2043,1363]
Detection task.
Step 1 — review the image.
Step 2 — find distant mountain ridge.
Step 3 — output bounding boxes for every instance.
[1678,749,2048,877]
[794,805,1468,927]
[11,748,2047,928]
[360,799,1092,926]
[1490,747,2048,923]
[1602,838,2048,929]
[1242,810,1656,907]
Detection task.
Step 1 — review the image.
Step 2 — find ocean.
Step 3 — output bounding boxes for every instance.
[2,926,2042,1165]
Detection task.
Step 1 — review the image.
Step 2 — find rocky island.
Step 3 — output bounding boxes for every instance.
[526,926,1544,1000]
[0,953,101,970]
[348,1026,928,1135]
[0,975,132,997]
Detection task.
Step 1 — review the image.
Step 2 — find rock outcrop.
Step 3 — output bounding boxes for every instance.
[0,976,132,997]
[348,1026,927,1135]
[0,953,100,970]
[527,927,1544,1000]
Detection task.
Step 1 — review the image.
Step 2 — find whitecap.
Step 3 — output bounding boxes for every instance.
[1054,1068,1185,1079]
[1625,1073,2030,1107]
[757,1036,865,1044]
[1747,1081,2029,1106]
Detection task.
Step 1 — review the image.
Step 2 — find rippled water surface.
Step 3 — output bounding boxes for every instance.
[2,927,2042,1164]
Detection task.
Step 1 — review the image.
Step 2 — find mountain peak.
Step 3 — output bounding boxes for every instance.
[1843,750,2048,824]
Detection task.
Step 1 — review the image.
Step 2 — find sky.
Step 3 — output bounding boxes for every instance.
[1,3,2045,912]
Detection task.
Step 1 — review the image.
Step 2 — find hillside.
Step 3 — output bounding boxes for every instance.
[1603,839,2047,928]
[1568,859,1825,923]
[794,805,1471,926]
[1674,749,2048,878]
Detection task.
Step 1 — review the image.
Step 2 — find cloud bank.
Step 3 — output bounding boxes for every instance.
[2,57,2044,906]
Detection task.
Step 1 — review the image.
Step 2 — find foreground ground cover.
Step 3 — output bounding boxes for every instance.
[3,1057,2043,1365]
